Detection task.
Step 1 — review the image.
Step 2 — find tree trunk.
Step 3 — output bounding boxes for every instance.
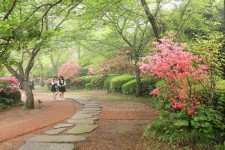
[22,81,34,109]
[140,0,160,40]
[40,74,44,87]
[134,53,141,97]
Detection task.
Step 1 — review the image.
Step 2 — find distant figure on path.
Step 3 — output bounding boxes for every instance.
[51,76,58,100]
[29,77,35,91]
[58,76,66,100]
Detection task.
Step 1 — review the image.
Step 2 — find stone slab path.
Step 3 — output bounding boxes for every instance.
[67,124,98,134]
[18,143,75,150]
[18,96,102,150]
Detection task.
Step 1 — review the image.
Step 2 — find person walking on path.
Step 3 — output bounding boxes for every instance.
[51,76,58,100]
[58,76,66,100]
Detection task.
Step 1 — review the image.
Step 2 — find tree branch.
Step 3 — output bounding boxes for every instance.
[2,0,18,20]
[140,0,160,40]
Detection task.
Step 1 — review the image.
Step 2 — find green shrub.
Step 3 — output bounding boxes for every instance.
[0,96,14,106]
[122,79,136,95]
[85,83,94,90]
[216,142,225,150]
[144,104,225,149]
[141,78,156,96]
[0,103,6,110]
[91,75,107,89]
[73,75,96,89]
[217,79,225,90]
[122,78,156,96]
[110,74,134,93]
[103,74,118,93]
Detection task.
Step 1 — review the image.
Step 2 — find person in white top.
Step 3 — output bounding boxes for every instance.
[51,76,58,100]
[58,76,66,100]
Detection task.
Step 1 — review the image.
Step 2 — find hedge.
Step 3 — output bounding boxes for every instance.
[122,78,156,96]
[73,75,96,89]
[110,74,135,93]
[85,83,94,90]
[91,75,107,89]
[103,74,118,93]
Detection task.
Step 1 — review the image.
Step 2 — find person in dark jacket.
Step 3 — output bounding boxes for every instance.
[58,76,66,100]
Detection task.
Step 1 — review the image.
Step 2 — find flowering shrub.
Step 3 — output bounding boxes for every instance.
[140,34,209,115]
[142,34,225,148]
[58,61,80,79]
[91,54,133,75]
[0,77,21,110]
[0,77,19,92]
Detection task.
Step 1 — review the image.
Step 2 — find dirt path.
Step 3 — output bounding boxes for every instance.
[0,91,159,150]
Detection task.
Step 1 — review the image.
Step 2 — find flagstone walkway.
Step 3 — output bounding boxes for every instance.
[0,92,158,150]
[18,97,102,150]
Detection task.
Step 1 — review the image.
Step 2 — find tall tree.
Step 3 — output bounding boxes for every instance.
[0,0,82,108]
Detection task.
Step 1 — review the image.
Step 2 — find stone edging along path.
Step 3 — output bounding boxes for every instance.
[19,96,102,150]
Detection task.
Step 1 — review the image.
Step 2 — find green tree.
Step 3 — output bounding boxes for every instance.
[0,0,82,109]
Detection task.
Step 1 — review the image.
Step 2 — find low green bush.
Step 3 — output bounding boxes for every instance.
[110,74,135,93]
[144,103,225,149]
[91,75,107,89]
[72,75,96,89]
[122,79,136,95]
[103,74,118,93]
[0,96,14,106]
[0,103,6,110]
[216,142,225,150]
[141,78,157,96]
[85,83,94,90]
[122,78,156,96]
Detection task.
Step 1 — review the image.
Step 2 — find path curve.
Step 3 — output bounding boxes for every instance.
[0,94,76,143]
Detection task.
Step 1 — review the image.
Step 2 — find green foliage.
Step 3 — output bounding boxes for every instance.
[85,83,94,90]
[144,104,225,148]
[191,105,225,146]
[144,111,192,145]
[110,74,134,93]
[103,74,118,92]
[90,75,107,89]
[217,79,225,90]
[72,75,96,89]
[141,78,157,96]
[216,142,225,150]
[214,89,225,116]
[122,79,136,95]
[0,103,6,110]
[0,96,14,106]
[122,78,156,96]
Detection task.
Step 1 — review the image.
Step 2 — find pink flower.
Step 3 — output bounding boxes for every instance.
[58,61,80,78]
[187,106,195,115]
[150,88,160,95]
[139,34,208,115]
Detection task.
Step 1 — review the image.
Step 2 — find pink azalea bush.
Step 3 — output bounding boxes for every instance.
[140,34,209,115]
[0,76,19,92]
[58,61,80,79]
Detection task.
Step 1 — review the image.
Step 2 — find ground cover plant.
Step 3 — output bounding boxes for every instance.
[140,34,225,149]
